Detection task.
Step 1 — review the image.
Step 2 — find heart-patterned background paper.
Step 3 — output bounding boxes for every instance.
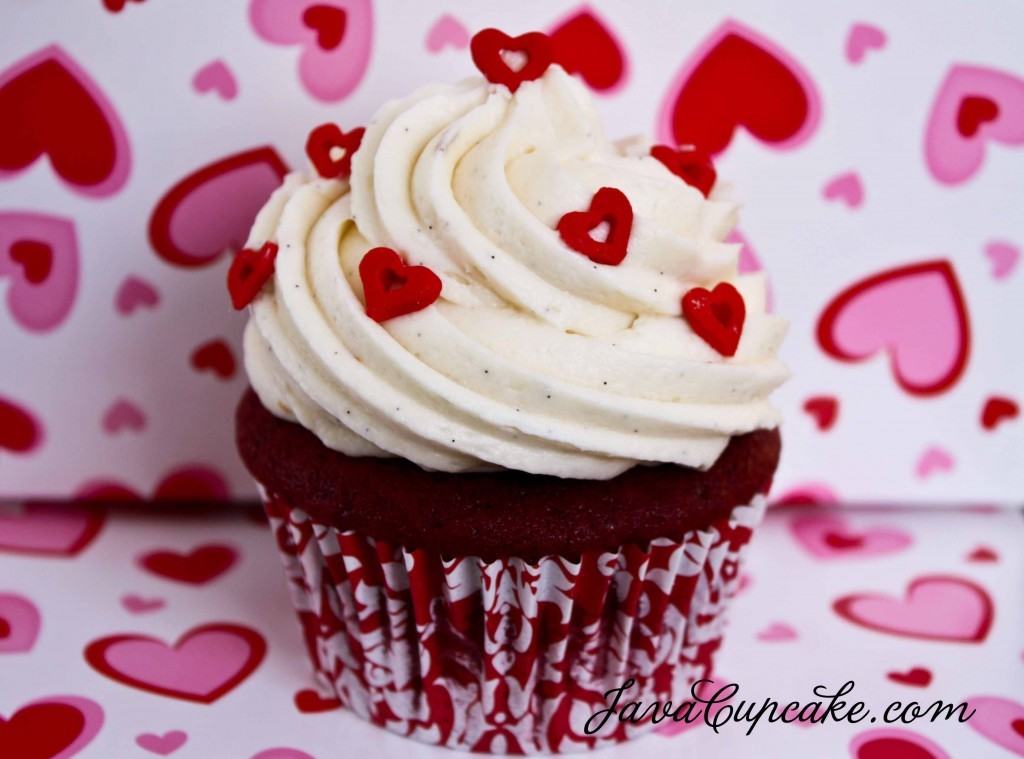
[0,503,1020,757]
[1,0,1022,502]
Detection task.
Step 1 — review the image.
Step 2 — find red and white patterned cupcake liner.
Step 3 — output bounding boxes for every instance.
[262,490,766,754]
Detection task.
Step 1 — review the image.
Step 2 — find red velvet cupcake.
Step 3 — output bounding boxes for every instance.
[233,28,788,755]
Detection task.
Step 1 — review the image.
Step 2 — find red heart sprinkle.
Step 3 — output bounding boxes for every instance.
[1012,718,1024,738]
[956,95,999,138]
[651,145,717,197]
[681,282,746,357]
[359,247,442,323]
[9,239,53,284]
[470,28,554,93]
[302,4,348,50]
[227,241,278,310]
[886,667,933,688]
[305,122,364,179]
[139,544,237,585]
[980,395,1018,430]
[803,395,839,431]
[556,186,633,266]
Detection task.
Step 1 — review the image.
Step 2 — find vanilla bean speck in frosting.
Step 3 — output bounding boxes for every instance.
[241,65,788,479]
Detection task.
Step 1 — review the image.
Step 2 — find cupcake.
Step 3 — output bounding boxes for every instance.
[233,28,787,754]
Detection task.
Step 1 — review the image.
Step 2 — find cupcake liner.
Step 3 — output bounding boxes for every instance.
[262,489,766,754]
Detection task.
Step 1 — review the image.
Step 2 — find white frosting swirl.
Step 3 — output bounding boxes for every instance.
[242,66,788,479]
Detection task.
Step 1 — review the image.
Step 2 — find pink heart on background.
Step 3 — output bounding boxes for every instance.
[845,23,886,64]
[121,594,166,614]
[772,482,840,506]
[834,575,993,643]
[0,211,79,332]
[756,621,798,641]
[192,59,237,100]
[136,729,188,755]
[654,676,734,736]
[425,13,468,53]
[0,592,41,653]
[925,63,1024,184]
[817,260,969,396]
[102,399,147,435]
[850,728,951,759]
[85,623,266,703]
[148,146,288,268]
[915,445,954,479]
[115,274,160,315]
[789,513,911,559]
[965,696,1024,756]
[984,240,1020,279]
[0,502,104,556]
[251,750,316,759]
[822,171,864,207]
[0,695,104,759]
[249,0,372,102]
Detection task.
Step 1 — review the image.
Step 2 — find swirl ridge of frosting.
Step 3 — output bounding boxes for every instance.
[242,66,788,479]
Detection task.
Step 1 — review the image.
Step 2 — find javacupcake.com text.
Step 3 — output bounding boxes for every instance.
[584,679,975,736]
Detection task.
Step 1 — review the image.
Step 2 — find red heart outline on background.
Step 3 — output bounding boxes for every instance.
[656,19,820,155]
[138,543,238,585]
[886,667,932,688]
[190,338,237,379]
[816,260,970,396]
[548,5,629,94]
[294,688,342,713]
[981,395,1019,430]
[833,574,993,643]
[0,695,104,759]
[0,45,130,197]
[802,395,838,431]
[84,623,266,703]
[76,463,230,502]
[148,146,288,268]
[0,502,104,557]
[849,728,951,759]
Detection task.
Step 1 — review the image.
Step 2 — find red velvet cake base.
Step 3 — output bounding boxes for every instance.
[236,389,780,561]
